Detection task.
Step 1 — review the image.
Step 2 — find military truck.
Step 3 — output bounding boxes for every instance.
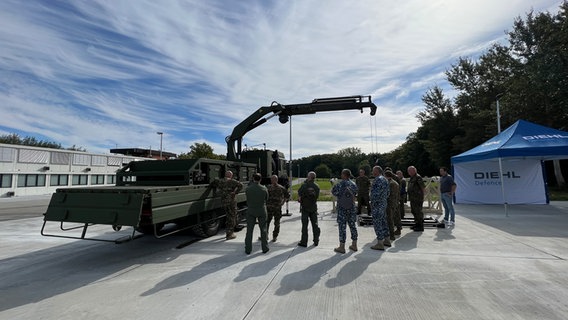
[41,96,377,243]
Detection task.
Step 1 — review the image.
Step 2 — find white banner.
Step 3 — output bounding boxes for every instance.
[454,159,547,204]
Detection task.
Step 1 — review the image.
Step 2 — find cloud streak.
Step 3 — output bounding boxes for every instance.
[0,0,561,158]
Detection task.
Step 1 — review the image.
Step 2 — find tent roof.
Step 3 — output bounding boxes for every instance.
[451,120,568,164]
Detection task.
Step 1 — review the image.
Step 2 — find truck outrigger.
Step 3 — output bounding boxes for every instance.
[41,96,377,243]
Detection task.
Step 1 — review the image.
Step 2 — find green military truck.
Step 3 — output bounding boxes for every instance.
[41,96,377,243]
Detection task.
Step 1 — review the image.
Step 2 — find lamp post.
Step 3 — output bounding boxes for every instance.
[496,93,504,133]
[495,93,508,217]
[156,132,163,159]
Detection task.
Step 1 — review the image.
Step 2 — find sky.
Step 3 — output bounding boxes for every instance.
[0,0,562,160]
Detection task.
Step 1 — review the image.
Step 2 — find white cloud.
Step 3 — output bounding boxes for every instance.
[0,0,561,159]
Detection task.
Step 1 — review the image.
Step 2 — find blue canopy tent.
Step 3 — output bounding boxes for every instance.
[451,120,568,205]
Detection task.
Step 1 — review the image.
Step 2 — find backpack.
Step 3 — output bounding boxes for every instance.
[338,186,355,210]
[302,187,317,206]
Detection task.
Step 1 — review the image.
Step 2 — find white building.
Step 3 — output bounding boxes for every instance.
[0,143,148,197]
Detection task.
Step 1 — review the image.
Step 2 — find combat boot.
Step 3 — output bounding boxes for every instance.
[334,243,346,254]
[349,240,358,252]
[226,232,236,240]
[371,239,385,250]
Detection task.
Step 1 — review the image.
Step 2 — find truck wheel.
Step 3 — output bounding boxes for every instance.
[192,219,220,238]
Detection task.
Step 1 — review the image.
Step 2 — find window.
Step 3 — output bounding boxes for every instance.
[0,147,16,162]
[1,174,13,188]
[17,174,46,187]
[92,175,105,185]
[73,154,91,166]
[108,157,122,166]
[106,175,116,185]
[18,149,49,164]
[51,152,70,165]
[92,156,107,166]
[72,174,88,185]
[50,174,68,186]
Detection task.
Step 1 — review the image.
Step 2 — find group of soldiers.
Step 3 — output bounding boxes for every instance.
[330,165,425,252]
[212,165,427,254]
[212,170,289,254]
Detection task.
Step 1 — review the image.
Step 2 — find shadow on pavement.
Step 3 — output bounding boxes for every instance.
[325,246,382,288]
[0,233,198,312]
[456,203,568,238]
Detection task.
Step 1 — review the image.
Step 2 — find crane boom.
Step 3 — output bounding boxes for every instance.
[226,95,377,161]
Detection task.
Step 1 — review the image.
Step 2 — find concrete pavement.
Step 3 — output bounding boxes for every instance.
[1,198,568,320]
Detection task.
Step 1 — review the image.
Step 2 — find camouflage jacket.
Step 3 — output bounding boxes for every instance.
[266,183,289,208]
[355,175,370,195]
[213,178,243,204]
[407,174,425,202]
[387,179,400,208]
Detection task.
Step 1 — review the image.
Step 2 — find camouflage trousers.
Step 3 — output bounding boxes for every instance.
[267,206,282,239]
[223,202,238,233]
[386,203,401,236]
[336,207,358,243]
[371,200,389,240]
[410,199,424,229]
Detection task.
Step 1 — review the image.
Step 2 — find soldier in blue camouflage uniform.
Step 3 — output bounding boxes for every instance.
[211,170,243,240]
[370,166,390,250]
[266,175,289,242]
[331,169,359,253]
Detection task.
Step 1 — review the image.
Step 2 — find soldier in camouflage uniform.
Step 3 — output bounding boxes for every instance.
[297,171,320,247]
[407,166,425,232]
[266,175,289,242]
[396,170,407,219]
[384,170,401,238]
[331,169,359,253]
[370,166,390,250]
[355,169,371,215]
[212,170,243,240]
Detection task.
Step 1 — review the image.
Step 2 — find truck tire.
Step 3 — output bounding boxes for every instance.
[192,219,220,238]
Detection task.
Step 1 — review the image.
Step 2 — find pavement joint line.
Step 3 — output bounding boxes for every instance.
[241,246,297,320]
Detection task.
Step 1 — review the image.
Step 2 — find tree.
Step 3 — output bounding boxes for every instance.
[178,142,224,159]
[314,163,332,179]
[415,86,461,168]
[0,133,62,149]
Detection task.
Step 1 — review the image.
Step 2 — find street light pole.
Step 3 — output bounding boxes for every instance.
[157,132,163,159]
[495,94,508,217]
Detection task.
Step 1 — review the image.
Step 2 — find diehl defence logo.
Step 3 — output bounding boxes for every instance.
[474,171,521,186]
[522,134,568,141]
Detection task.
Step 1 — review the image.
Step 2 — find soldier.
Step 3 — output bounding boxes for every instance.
[297,171,320,247]
[384,170,401,238]
[331,169,359,253]
[355,169,371,215]
[211,170,243,240]
[370,166,390,250]
[245,173,269,254]
[266,175,289,242]
[407,166,425,232]
[396,170,407,219]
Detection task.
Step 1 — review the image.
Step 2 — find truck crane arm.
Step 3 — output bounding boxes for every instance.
[226,95,377,161]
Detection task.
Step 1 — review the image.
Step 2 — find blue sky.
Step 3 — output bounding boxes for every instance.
[0,0,562,159]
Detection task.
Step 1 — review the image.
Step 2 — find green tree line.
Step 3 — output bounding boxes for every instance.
[296,3,568,186]
[0,133,86,151]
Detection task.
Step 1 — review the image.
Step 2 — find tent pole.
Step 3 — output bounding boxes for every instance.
[498,157,508,217]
